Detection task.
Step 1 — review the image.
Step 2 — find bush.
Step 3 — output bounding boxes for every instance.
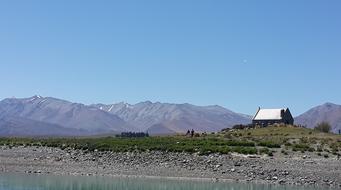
[292,143,311,152]
[316,147,323,152]
[232,147,258,155]
[221,128,231,132]
[258,141,281,148]
[314,122,331,133]
[116,132,149,138]
[225,140,255,147]
[259,148,270,155]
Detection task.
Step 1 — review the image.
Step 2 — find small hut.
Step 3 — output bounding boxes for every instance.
[252,107,294,127]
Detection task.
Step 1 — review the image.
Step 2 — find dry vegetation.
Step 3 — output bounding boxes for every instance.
[1,125,340,157]
[220,125,341,157]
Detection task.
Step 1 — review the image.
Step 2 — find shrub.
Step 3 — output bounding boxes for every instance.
[117,132,149,138]
[330,143,339,152]
[259,148,270,155]
[294,144,310,150]
[232,147,258,155]
[292,143,310,152]
[225,140,255,147]
[258,141,281,148]
[314,122,331,133]
[221,128,231,132]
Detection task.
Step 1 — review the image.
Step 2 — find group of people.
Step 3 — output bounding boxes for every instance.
[185,129,195,137]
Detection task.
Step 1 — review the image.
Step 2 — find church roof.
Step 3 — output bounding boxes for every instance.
[253,108,287,120]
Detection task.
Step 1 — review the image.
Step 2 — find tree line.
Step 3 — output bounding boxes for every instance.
[115,132,149,138]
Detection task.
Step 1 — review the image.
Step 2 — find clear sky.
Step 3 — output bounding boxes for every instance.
[0,0,340,116]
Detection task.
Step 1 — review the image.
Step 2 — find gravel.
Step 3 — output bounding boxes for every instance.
[0,146,340,188]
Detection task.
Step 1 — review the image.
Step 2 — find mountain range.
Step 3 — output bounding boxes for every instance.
[0,96,250,136]
[295,102,341,133]
[0,96,340,136]
[92,102,251,134]
[0,96,135,136]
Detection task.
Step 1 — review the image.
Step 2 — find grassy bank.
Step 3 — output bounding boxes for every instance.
[221,125,341,156]
[1,126,340,156]
[0,136,257,155]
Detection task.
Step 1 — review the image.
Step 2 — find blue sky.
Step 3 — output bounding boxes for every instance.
[0,0,340,116]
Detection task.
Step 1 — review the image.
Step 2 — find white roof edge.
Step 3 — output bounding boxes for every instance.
[253,108,287,120]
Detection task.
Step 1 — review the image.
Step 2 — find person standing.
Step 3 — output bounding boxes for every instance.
[191,129,195,137]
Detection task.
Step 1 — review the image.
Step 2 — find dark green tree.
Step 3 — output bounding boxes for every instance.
[314,122,331,133]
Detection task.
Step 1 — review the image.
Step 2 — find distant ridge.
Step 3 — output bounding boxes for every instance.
[0,116,89,137]
[91,102,251,134]
[0,96,251,136]
[295,102,341,133]
[0,96,135,136]
[1,96,340,136]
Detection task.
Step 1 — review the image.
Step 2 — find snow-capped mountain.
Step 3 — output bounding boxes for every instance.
[0,96,135,136]
[0,96,252,136]
[92,101,251,134]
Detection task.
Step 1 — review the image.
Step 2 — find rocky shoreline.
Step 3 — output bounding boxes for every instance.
[0,146,340,188]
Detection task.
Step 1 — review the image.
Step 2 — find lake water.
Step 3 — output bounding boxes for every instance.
[0,173,325,190]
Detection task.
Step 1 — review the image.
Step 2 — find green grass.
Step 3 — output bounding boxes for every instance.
[258,141,281,148]
[292,144,315,152]
[234,125,339,139]
[0,136,256,155]
[1,125,340,156]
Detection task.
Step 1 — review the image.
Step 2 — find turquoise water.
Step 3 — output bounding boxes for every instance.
[0,173,324,190]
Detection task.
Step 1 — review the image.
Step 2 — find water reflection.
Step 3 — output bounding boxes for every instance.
[0,173,323,190]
